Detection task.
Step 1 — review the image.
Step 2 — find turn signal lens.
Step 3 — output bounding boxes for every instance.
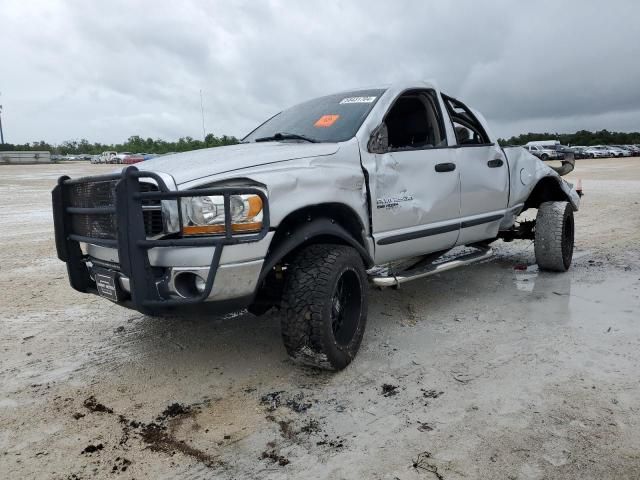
[231,221,263,232]
[246,195,263,218]
[182,224,226,235]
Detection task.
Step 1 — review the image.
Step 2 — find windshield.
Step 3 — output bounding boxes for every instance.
[243,88,386,143]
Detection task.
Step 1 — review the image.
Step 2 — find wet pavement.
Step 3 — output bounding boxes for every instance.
[1,160,639,479]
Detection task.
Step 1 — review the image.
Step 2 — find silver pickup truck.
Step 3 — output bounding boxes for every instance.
[53,81,580,370]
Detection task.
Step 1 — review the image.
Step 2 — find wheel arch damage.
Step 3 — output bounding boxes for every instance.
[524,176,578,210]
[248,205,373,315]
[260,205,374,283]
[504,146,580,213]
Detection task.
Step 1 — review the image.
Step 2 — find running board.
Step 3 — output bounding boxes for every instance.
[370,247,493,288]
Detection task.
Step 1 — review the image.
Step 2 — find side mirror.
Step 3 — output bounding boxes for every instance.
[368,123,389,153]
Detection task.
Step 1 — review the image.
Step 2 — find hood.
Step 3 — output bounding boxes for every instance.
[138,142,340,185]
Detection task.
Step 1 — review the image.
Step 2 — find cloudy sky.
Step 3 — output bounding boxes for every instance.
[1,0,639,144]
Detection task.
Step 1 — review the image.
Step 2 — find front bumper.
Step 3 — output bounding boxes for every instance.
[52,166,270,312]
[84,239,272,302]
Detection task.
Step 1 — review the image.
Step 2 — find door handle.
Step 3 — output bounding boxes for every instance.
[435,162,456,172]
[487,158,504,168]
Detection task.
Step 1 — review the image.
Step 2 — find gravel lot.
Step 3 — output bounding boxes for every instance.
[1,158,639,479]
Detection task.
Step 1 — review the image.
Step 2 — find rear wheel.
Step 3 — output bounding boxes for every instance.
[540,153,549,160]
[280,244,368,370]
[534,201,574,272]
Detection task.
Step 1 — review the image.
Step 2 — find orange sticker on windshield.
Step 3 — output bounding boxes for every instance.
[314,114,340,128]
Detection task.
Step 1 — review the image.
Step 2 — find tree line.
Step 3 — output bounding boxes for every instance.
[2,129,639,153]
[0,134,239,155]
[498,129,640,146]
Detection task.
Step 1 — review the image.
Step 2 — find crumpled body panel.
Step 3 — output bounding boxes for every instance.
[179,138,370,237]
[504,146,580,212]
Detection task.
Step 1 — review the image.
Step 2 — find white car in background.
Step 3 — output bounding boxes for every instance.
[583,146,609,158]
[611,145,634,157]
[99,151,117,163]
[627,145,640,155]
[606,146,630,157]
[524,144,561,160]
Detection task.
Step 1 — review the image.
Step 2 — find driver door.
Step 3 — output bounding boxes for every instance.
[360,89,461,264]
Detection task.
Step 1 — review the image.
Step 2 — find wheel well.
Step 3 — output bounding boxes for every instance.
[524,176,570,210]
[248,204,371,314]
[271,203,368,257]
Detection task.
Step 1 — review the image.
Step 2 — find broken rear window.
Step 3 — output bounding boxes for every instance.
[243,89,386,144]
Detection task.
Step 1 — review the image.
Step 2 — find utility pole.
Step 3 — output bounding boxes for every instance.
[200,89,206,142]
[0,105,4,144]
[0,92,4,144]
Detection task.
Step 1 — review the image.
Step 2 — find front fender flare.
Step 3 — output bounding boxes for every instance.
[258,217,374,283]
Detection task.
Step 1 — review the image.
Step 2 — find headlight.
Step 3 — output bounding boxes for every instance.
[185,196,222,225]
[181,194,263,236]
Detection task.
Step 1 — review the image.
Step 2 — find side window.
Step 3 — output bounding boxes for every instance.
[442,94,491,146]
[383,90,447,151]
[453,123,474,145]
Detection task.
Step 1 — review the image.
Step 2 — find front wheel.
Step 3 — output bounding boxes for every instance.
[534,201,574,272]
[280,244,368,370]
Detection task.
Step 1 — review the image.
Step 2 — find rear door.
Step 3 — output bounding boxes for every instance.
[360,89,461,264]
[442,95,509,245]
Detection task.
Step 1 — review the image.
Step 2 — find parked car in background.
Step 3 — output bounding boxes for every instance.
[555,145,575,160]
[112,152,133,164]
[99,151,117,163]
[611,145,634,156]
[572,146,591,159]
[583,146,609,158]
[525,144,561,160]
[606,146,630,157]
[626,145,640,155]
[122,154,145,164]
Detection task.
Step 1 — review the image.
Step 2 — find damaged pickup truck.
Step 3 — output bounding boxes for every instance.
[52,81,580,370]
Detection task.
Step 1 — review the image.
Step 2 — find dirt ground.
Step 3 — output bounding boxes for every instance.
[1,158,639,479]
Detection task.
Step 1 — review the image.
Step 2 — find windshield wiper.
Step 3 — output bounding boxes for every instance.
[254,132,318,143]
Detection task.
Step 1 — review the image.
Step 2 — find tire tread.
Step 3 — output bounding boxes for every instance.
[280,244,366,370]
[534,201,573,272]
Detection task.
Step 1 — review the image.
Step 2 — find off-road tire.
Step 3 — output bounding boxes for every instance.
[280,244,368,370]
[534,201,574,272]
